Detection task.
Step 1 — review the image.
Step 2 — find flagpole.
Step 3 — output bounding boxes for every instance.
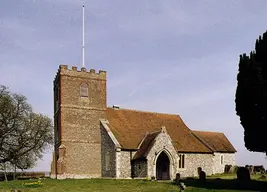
[82,5,85,68]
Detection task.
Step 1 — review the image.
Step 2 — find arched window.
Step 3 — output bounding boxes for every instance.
[80,83,88,97]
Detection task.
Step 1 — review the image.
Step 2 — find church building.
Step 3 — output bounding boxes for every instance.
[50,65,236,180]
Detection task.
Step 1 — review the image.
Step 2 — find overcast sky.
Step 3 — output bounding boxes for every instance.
[1,0,267,171]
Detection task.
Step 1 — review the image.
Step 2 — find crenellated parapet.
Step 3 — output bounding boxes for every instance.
[54,64,106,86]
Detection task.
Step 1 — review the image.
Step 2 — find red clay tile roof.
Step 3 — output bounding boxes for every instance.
[133,131,161,160]
[192,130,236,153]
[106,107,213,153]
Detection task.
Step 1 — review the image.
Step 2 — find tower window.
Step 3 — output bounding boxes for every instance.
[80,83,88,97]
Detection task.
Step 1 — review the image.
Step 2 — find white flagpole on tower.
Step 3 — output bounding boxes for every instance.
[82,5,85,68]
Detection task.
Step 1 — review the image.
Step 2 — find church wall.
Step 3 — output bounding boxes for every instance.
[177,153,214,178]
[132,160,147,178]
[100,124,117,178]
[146,131,178,180]
[55,142,102,179]
[57,109,104,179]
[213,153,235,174]
[116,151,136,178]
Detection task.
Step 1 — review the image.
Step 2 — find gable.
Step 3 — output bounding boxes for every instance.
[106,107,213,153]
[133,130,160,160]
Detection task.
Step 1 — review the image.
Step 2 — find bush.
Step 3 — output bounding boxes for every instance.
[0,171,46,181]
[236,167,250,181]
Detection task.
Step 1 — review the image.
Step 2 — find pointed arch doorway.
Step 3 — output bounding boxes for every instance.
[156,151,170,180]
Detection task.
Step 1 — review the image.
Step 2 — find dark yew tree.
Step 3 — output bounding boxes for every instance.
[0,85,53,168]
[236,31,267,154]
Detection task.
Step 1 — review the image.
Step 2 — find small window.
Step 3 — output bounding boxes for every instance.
[105,152,110,171]
[220,155,223,164]
[179,154,185,168]
[80,83,88,97]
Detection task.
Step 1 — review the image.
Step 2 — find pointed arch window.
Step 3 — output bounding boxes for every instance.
[80,83,88,98]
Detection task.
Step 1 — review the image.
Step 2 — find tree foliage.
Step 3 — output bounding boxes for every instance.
[235,31,267,154]
[0,85,53,168]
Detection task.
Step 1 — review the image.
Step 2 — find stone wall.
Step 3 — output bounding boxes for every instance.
[116,150,136,178]
[177,153,214,177]
[213,153,236,174]
[53,65,106,179]
[132,160,147,178]
[146,130,178,180]
[50,152,56,179]
[100,124,116,177]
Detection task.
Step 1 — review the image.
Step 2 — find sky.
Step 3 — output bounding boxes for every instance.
[1,0,267,172]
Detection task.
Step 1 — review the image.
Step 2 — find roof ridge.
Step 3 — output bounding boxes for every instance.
[192,130,224,134]
[107,106,180,117]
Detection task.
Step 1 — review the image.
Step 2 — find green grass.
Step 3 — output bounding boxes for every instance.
[1,179,178,192]
[0,175,266,192]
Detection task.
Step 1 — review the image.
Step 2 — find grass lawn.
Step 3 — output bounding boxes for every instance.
[0,175,266,192]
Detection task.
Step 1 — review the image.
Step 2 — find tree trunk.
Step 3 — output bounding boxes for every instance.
[13,164,16,180]
[4,163,8,182]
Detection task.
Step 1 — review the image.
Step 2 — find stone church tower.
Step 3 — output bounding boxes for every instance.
[51,64,106,179]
